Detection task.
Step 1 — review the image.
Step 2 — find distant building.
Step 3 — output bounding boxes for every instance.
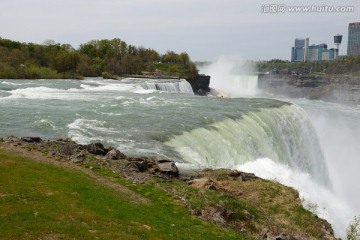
[347,22,360,56]
[291,38,309,62]
[334,34,342,58]
[291,37,340,62]
[307,44,337,62]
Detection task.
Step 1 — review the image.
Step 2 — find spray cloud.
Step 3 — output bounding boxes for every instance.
[198,56,259,97]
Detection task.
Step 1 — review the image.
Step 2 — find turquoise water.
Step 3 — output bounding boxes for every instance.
[0,78,287,159]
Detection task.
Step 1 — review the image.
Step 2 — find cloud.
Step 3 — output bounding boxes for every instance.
[1,0,359,60]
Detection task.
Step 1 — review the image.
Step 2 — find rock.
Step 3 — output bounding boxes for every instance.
[86,143,108,155]
[70,150,87,163]
[201,205,234,226]
[135,160,149,172]
[207,184,217,190]
[188,178,211,188]
[21,137,42,143]
[128,157,151,172]
[126,162,140,172]
[105,148,126,160]
[229,170,258,181]
[239,172,258,181]
[201,206,227,225]
[192,74,211,95]
[1,136,19,142]
[156,159,179,177]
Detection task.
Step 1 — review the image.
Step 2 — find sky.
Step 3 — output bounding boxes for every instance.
[1,0,359,61]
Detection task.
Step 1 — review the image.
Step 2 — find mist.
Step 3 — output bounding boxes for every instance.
[305,103,360,212]
[198,57,259,97]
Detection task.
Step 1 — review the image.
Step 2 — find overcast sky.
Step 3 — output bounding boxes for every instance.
[1,0,359,61]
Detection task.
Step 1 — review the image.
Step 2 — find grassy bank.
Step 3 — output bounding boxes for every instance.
[0,150,242,240]
[0,139,336,239]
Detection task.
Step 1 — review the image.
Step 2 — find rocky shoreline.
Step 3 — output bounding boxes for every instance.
[258,74,360,105]
[0,136,180,183]
[0,136,337,240]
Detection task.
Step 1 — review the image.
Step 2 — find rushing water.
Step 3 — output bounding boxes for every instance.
[0,77,358,237]
[0,78,290,159]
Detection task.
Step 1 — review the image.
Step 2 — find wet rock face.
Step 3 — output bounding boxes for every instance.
[191,74,211,95]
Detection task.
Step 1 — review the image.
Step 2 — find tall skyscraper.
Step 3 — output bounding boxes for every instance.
[347,22,360,56]
[291,38,309,62]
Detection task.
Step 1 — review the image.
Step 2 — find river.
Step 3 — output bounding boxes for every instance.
[0,77,359,237]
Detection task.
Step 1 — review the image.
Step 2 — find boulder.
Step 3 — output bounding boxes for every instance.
[86,143,108,155]
[128,157,151,172]
[105,148,126,160]
[156,159,179,177]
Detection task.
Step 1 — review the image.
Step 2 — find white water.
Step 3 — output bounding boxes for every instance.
[198,58,359,238]
[141,79,194,94]
[238,158,352,237]
[166,104,330,186]
[1,78,193,101]
[199,57,258,97]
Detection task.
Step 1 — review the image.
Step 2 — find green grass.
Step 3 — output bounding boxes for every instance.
[0,152,244,240]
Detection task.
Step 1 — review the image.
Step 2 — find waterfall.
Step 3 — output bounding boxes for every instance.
[232,75,259,96]
[165,104,330,186]
[141,79,194,94]
[209,75,259,97]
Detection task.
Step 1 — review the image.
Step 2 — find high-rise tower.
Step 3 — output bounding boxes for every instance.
[291,38,309,62]
[347,22,360,56]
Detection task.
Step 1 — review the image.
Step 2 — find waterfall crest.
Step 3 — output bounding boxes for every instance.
[141,79,193,94]
[165,104,330,186]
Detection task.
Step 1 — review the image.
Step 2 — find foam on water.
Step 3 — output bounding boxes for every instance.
[133,89,157,94]
[67,119,119,144]
[33,119,56,130]
[3,87,88,100]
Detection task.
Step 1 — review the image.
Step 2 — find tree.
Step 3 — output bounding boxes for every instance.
[43,39,56,46]
[50,50,80,73]
[178,52,190,65]
[347,215,360,240]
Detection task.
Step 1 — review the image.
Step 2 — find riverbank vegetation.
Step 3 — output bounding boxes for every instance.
[0,37,198,81]
[257,57,360,75]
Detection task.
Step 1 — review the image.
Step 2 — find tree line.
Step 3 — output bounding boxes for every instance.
[0,37,198,80]
[257,57,360,75]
